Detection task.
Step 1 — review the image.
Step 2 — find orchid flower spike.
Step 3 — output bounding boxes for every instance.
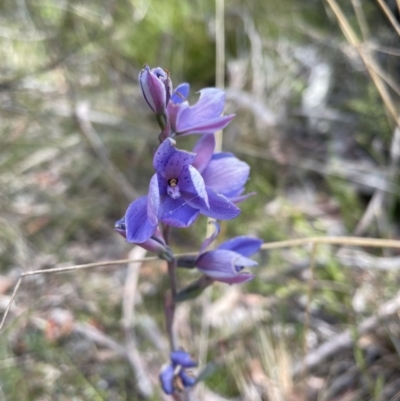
[166,83,235,136]
[194,225,263,284]
[139,65,172,120]
[159,350,197,395]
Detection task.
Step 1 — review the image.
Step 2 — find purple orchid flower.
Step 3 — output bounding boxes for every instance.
[192,134,254,204]
[194,224,263,284]
[166,83,235,136]
[159,350,197,395]
[114,217,173,260]
[139,65,172,115]
[124,138,240,243]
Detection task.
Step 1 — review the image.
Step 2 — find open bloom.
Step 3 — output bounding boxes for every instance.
[166,83,235,136]
[192,134,254,204]
[194,226,263,284]
[139,65,172,115]
[159,350,197,395]
[124,138,240,243]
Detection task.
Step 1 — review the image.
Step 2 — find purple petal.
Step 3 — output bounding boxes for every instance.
[114,217,126,238]
[199,221,220,253]
[137,237,166,254]
[179,370,196,387]
[196,249,256,282]
[153,138,177,172]
[159,364,174,395]
[160,197,199,227]
[166,102,184,132]
[197,249,257,272]
[218,236,263,257]
[147,174,160,225]
[163,148,196,180]
[125,196,156,243]
[152,67,172,105]
[171,83,190,104]
[192,134,216,173]
[175,88,235,135]
[139,66,167,114]
[157,172,168,194]
[197,187,240,220]
[229,192,256,204]
[177,115,235,136]
[171,350,197,368]
[217,273,254,284]
[202,153,250,197]
[178,88,225,123]
[179,165,209,210]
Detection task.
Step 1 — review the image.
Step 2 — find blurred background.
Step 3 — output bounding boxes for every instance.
[1,0,400,399]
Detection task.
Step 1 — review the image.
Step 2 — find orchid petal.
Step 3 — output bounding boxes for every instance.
[156,172,168,194]
[177,88,225,124]
[199,249,257,270]
[228,192,256,204]
[215,273,254,284]
[175,88,234,135]
[177,115,235,136]
[153,138,176,172]
[114,217,126,238]
[167,101,188,133]
[147,174,160,225]
[202,153,250,197]
[125,196,156,243]
[192,134,216,173]
[180,165,209,210]
[171,350,197,368]
[159,364,174,395]
[171,83,190,104]
[163,148,196,179]
[179,370,196,387]
[196,187,240,220]
[218,236,263,257]
[160,197,199,227]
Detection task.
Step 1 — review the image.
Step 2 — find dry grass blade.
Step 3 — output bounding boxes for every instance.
[376,0,400,36]
[0,255,158,332]
[326,0,399,123]
[261,236,400,250]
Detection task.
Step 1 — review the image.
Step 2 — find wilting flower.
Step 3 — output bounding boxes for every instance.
[191,224,263,284]
[192,134,254,204]
[159,350,197,395]
[114,217,173,260]
[166,83,235,136]
[124,138,240,243]
[139,65,172,116]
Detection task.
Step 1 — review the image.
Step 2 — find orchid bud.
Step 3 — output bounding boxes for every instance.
[139,65,172,119]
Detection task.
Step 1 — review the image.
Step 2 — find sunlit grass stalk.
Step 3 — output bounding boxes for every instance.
[326,0,399,124]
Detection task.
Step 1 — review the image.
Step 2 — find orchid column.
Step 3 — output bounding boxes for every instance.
[115,65,262,397]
